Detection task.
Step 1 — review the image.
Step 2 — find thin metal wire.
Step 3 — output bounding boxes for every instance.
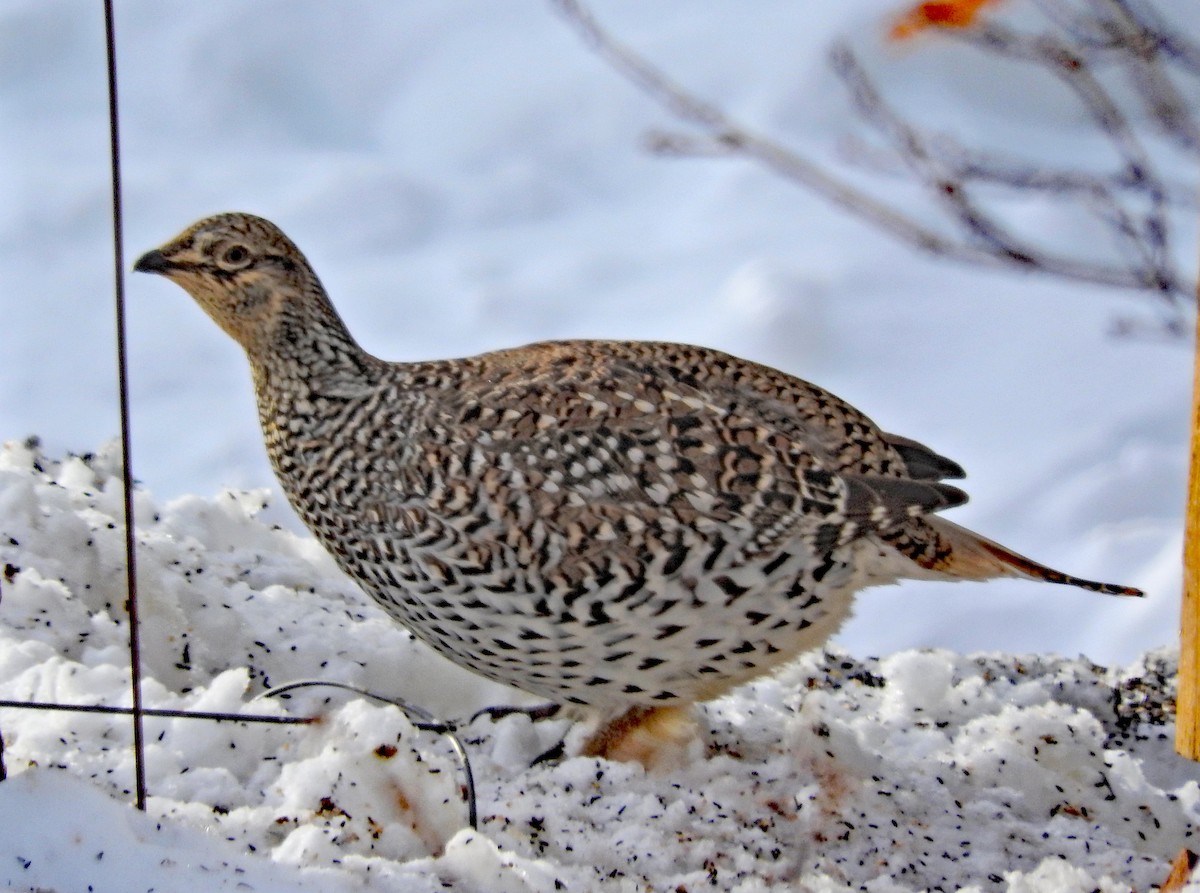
[0,686,479,830]
[0,700,316,725]
[0,5,490,832]
[261,680,479,829]
[102,0,148,811]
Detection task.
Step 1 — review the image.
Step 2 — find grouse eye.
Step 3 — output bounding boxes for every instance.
[221,244,250,267]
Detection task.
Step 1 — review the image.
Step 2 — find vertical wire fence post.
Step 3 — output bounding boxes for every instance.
[103,0,149,808]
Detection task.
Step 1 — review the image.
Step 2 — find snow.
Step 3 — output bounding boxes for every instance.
[0,1,1196,890]
[0,441,1196,892]
[0,440,1196,892]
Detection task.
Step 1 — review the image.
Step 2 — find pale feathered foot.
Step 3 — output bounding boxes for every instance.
[581,705,699,769]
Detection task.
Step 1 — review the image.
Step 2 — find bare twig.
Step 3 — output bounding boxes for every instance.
[833,47,1047,269]
[840,123,1198,208]
[549,0,1011,268]
[956,23,1178,282]
[550,0,1198,328]
[1089,0,1200,77]
[1091,0,1200,151]
[832,40,1187,300]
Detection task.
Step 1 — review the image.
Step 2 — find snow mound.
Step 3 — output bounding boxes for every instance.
[0,439,1195,892]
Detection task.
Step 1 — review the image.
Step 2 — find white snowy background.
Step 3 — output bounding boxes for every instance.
[0,1,1196,891]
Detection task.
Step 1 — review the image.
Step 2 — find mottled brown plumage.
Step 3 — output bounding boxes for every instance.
[135,212,1142,761]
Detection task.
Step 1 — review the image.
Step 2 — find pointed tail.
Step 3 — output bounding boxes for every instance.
[925,517,1144,597]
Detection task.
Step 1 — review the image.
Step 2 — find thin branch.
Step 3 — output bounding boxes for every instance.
[940,7,1189,296]
[838,129,1197,206]
[833,47,1043,267]
[952,22,1163,192]
[832,41,1187,296]
[549,0,1197,312]
[549,0,1003,266]
[1085,0,1200,151]
[1099,0,1200,76]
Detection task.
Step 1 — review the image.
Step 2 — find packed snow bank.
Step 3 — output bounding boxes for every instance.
[0,439,1194,892]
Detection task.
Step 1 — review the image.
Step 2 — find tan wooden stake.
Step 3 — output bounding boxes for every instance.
[1161,848,1199,893]
[1178,274,1200,760]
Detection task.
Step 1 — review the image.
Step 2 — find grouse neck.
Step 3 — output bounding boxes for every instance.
[249,289,383,399]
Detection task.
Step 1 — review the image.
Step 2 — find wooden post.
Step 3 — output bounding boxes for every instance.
[1162,849,1199,893]
[1178,283,1200,760]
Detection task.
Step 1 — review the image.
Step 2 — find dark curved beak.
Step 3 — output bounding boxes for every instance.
[133,249,175,274]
